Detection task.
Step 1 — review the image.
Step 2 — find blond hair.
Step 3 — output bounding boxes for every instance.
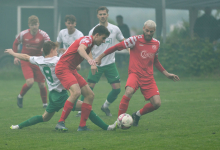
[144,20,156,29]
[28,15,39,25]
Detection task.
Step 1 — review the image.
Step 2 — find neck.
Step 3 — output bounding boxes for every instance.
[68,28,75,35]
[45,53,55,58]
[100,21,108,27]
[30,30,37,36]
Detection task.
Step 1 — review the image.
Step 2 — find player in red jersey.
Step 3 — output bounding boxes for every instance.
[13,15,50,108]
[55,25,110,131]
[95,20,180,126]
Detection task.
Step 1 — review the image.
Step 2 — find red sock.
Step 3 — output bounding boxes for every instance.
[118,95,130,117]
[20,83,31,97]
[40,86,47,103]
[80,103,92,127]
[58,100,74,122]
[140,103,156,115]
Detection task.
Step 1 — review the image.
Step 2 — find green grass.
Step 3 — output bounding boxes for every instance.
[0,78,220,150]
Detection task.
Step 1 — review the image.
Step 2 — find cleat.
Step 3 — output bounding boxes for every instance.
[17,96,23,108]
[55,121,68,131]
[77,126,92,131]
[132,112,140,126]
[107,121,117,131]
[101,105,112,116]
[75,112,81,117]
[43,104,48,108]
[10,125,19,129]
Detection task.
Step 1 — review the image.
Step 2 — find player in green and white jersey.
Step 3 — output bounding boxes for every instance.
[78,6,128,117]
[56,15,83,70]
[6,41,117,131]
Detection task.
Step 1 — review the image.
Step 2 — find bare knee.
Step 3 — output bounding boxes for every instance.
[125,87,134,98]
[26,79,34,87]
[71,89,81,99]
[153,100,161,109]
[150,95,161,109]
[38,82,46,89]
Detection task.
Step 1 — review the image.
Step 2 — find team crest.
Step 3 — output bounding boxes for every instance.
[152,45,157,50]
[35,38,40,43]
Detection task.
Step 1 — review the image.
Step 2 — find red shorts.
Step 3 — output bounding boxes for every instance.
[125,73,159,100]
[20,60,45,82]
[55,65,87,90]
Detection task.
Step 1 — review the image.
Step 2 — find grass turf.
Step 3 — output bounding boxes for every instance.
[0,77,219,150]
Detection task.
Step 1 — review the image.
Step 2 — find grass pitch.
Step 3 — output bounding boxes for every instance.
[0,77,219,150]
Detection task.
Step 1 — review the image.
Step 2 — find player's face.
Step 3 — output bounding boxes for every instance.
[65,20,76,32]
[94,34,108,46]
[29,23,39,34]
[143,25,155,41]
[97,10,108,24]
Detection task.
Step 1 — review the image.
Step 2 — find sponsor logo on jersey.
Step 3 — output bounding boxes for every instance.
[140,50,155,59]
[139,44,144,46]
[152,45,157,50]
[24,39,29,41]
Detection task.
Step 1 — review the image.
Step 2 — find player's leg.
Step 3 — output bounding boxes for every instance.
[102,63,121,116]
[34,65,48,108]
[118,73,139,116]
[77,84,94,131]
[77,66,103,117]
[17,61,34,108]
[10,110,55,129]
[75,100,117,131]
[132,81,161,126]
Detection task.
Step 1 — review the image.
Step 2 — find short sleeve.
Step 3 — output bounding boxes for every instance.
[57,31,63,43]
[79,37,92,47]
[116,27,124,41]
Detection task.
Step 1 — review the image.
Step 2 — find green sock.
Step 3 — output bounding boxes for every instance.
[89,110,108,130]
[80,87,93,102]
[18,115,43,129]
[106,88,121,103]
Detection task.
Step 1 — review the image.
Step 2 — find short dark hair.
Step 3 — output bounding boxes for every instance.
[65,15,76,23]
[43,41,58,56]
[97,6,109,14]
[92,25,110,37]
[116,15,123,19]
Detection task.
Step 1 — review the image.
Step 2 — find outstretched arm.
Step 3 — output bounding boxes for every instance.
[154,55,180,81]
[5,49,30,62]
[77,44,96,66]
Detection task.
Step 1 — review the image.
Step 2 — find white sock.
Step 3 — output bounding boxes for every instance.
[136,110,141,117]
[18,94,22,98]
[43,103,47,106]
[78,111,81,114]
[103,100,111,108]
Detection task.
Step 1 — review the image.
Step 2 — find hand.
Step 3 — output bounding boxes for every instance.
[59,48,66,54]
[14,57,20,65]
[91,65,98,75]
[166,73,180,82]
[4,49,14,55]
[95,57,101,66]
[87,59,96,66]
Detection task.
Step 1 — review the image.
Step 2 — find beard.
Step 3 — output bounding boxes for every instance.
[143,32,152,41]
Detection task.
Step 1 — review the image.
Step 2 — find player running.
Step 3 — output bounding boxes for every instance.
[56,15,83,70]
[77,6,127,117]
[6,41,117,131]
[12,15,50,108]
[95,20,180,126]
[55,25,111,131]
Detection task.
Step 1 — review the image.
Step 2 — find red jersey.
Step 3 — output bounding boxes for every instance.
[57,36,94,70]
[13,29,50,56]
[104,35,165,79]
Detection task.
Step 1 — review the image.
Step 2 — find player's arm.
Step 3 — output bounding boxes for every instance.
[154,55,180,81]
[12,37,22,65]
[5,49,30,62]
[77,44,96,66]
[119,38,130,54]
[88,51,98,75]
[95,41,126,65]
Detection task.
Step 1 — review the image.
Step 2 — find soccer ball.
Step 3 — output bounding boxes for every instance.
[117,113,133,130]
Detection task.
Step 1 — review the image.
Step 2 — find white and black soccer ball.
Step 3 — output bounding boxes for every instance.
[117,113,133,130]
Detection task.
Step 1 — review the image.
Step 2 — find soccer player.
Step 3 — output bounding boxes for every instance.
[77,6,126,117]
[13,15,50,108]
[55,25,110,131]
[56,15,83,71]
[6,41,117,131]
[95,20,180,126]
